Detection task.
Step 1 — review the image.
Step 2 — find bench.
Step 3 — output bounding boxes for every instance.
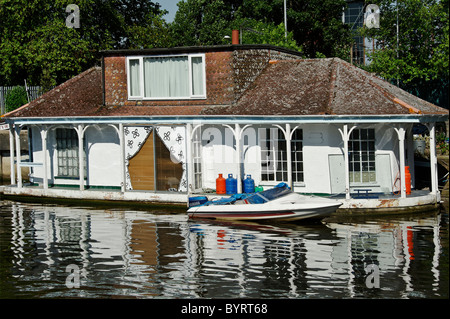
[353,189,379,199]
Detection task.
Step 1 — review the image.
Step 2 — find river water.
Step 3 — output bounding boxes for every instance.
[0,199,448,300]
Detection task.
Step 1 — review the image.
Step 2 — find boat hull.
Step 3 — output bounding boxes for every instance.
[188,202,342,221]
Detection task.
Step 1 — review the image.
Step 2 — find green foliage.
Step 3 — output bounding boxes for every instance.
[0,0,355,90]
[0,0,170,87]
[437,132,449,155]
[5,86,28,113]
[359,0,449,85]
[232,0,352,57]
[169,0,351,56]
[126,13,174,49]
[170,0,235,46]
[232,19,302,52]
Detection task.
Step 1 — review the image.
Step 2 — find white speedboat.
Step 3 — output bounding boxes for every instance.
[188,184,342,221]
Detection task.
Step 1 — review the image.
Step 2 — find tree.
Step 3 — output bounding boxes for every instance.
[170,0,236,46]
[126,13,174,49]
[360,0,449,84]
[359,0,449,108]
[0,0,170,88]
[170,0,301,51]
[233,0,352,58]
[170,0,353,57]
[232,19,302,51]
[5,86,28,113]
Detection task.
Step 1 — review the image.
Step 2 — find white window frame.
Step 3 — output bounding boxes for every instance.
[349,128,376,184]
[126,54,207,100]
[259,127,304,184]
[127,56,144,100]
[55,128,86,179]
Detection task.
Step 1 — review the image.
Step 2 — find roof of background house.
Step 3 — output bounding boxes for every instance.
[3,46,447,119]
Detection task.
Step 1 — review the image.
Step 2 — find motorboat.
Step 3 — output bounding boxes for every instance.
[187,183,342,221]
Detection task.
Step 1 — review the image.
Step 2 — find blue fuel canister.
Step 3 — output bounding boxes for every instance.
[243,175,255,193]
[226,174,237,194]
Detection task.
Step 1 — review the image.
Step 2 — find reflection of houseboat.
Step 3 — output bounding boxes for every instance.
[1,39,447,212]
[6,201,445,298]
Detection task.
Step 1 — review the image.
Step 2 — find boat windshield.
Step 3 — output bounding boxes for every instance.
[245,186,292,204]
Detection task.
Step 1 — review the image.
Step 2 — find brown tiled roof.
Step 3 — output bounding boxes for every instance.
[3,67,103,118]
[4,56,447,119]
[201,58,448,116]
[92,105,205,116]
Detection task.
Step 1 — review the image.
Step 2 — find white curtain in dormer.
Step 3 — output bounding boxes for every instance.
[191,56,204,96]
[144,57,189,98]
[129,59,141,97]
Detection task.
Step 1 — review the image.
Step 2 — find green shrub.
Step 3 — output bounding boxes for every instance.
[5,86,28,113]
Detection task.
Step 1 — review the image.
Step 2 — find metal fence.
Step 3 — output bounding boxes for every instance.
[0,86,44,115]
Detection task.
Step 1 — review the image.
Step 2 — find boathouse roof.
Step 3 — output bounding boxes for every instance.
[3,45,447,121]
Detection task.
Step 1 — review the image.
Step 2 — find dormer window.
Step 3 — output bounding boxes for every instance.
[127,54,206,100]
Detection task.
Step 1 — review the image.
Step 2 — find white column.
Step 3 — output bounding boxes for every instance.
[235,123,242,194]
[339,125,351,199]
[14,126,22,188]
[394,126,407,199]
[191,123,202,193]
[186,123,193,200]
[40,127,49,190]
[285,124,292,190]
[119,123,126,193]
[9,125,15,184]
[428,123,439,201]
[77,124,85,191]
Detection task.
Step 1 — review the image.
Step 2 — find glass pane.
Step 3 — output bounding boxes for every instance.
[362,153,368,161]
[368,129,375,140]
[168,56,189,97]
[362,172,370,183]
[362,141,367,151]
[361,129,368,139]
[276,172,283,181]
[144,56,189,98]
[129,59,141,97]
[191,56,204,96]
[56,128,80,177]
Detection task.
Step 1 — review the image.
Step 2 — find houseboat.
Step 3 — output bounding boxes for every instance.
[1,43,448,213]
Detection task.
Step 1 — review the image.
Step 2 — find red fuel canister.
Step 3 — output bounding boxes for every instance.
[405,166,411,195]
[216,174,226,194]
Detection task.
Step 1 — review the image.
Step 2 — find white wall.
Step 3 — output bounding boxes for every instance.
[198,123,407,195]
[85,125,121,187]
[29,122,411,195]
[29,125,122,188]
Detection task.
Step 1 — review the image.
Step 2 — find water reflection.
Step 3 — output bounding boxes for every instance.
[0,200,447,299]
